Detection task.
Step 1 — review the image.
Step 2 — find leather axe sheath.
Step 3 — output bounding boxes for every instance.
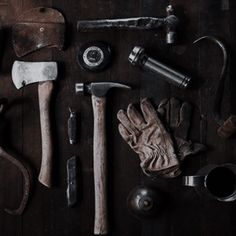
[12,7,65,57]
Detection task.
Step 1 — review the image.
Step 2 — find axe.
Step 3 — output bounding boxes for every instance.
[12,61,58,188]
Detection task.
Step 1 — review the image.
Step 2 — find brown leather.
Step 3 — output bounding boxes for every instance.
[117,98,180,177]
[117,98,206,178]
[157,97,206,161]
[12,7,65,57]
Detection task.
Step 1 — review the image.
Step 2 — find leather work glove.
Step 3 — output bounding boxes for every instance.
[117,98,206,178]
[117,98,180,177]
[157,97,206,161]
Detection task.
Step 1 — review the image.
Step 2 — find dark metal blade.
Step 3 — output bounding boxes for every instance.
[66,156,77,207]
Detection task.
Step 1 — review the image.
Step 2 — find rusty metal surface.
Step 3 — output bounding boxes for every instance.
[0,146,31,215]
[12,7,65,57]
[77,5,179,44]
[0,100,31,216]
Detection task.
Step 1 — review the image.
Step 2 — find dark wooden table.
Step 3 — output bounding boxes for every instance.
[0,0,236,235]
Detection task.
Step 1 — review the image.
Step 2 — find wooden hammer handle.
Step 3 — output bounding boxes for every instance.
[92,95,108,235]
[38,81,53,188]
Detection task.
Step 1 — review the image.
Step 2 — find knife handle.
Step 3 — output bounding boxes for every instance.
[67,156,77,207]
[68,109,77,145]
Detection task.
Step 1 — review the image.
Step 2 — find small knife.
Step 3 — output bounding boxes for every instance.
[67,156,77,207]
[68,108,77,145]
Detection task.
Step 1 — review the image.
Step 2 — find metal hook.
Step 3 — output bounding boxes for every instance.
[0,99,31,215]
[0,147,31,215]
[193,36,228,125]
[193,36,236,138]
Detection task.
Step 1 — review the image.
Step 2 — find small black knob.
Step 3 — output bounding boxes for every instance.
[127,186,162,219]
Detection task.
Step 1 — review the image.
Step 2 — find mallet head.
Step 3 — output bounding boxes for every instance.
[165,5,179,44]
[75,82,131,97]
[12,61,58,89]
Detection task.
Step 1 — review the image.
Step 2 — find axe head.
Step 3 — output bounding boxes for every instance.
[12,61,58,89]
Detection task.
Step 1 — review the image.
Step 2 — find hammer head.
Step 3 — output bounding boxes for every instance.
[75,82,131,97]
[12,61,58,89]
[165,5,179,44]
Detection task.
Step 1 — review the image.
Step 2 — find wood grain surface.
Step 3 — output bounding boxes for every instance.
[0,0,236,235]
[38,81,54,188]
[92,95,108,235]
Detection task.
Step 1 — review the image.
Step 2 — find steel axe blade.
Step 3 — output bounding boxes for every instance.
[12,61,57,89]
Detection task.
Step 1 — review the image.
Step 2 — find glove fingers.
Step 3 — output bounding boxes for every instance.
[140,98,163,126]
[118,123,132,144]
[176,138,206,160]
[127,104,146,129]
[157,98,169,119]
[170,97,181,128]
[191,143,206,155]
[176,102,192,139]
[157,165,181,178]
[161,167,182,178]
[117,109,139,136]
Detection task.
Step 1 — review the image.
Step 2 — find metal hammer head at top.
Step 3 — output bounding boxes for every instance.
[75,82,131,97]
[12,61,58,89]
[77,5,179,44]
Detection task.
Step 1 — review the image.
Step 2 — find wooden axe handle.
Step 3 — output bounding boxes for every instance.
[38,81,53,188]
[92,95,108,235]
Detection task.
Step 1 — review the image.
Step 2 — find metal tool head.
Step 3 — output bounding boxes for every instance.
[77,5,178,44]
[12,7,65,57]
[75,82,131,97]
[128,46,146,66]
[12,61,58,89]
[165,5,179,44]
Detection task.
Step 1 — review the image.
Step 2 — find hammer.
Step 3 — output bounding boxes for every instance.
[12,61,58,188]
[75,82,131,235]
[77,5,179,44]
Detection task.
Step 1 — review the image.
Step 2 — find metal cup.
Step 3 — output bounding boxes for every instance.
[183,164,236,202]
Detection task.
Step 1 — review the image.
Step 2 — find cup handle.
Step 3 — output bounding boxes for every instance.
[183,175,205,187]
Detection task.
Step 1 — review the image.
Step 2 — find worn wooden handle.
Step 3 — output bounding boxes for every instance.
[38,81,53,188]
[92,95,108,235]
